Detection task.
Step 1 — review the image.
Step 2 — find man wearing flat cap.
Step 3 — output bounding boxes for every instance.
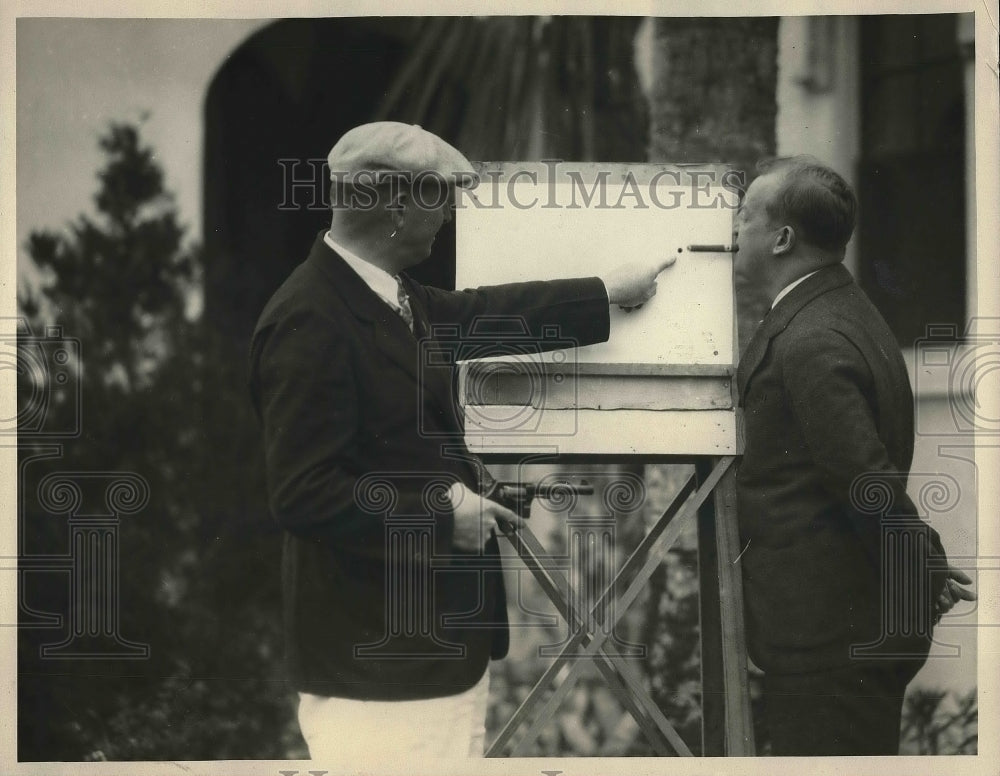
[249,122,674,760]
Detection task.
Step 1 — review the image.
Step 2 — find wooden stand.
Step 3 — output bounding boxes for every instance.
[456,161,752,755]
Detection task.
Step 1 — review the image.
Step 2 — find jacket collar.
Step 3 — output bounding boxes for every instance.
[307,230,400,324]
[737,263,854,403]
[305,231,454,413]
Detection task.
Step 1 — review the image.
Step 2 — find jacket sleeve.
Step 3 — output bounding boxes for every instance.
[780,329,948,589]
[249,307,456,555]
[414,276,611,355]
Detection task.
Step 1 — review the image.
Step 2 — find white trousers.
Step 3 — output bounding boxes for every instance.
[297,670,491,763]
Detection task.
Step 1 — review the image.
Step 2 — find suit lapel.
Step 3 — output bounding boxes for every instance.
[736,317,776,402]
[307,232,455,414]
[307,232,420,376]
[737,264,855,403]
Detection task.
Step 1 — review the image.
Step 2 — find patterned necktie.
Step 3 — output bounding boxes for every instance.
[394,276,415,334]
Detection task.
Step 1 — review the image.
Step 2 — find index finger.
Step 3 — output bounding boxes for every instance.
[654,255,677,274]
[949,566,973,585]
[488,502,526,530]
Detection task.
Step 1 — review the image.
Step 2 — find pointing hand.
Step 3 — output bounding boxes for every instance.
[602,255,677,309]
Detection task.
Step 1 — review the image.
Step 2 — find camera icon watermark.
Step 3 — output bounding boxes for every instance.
[913,317,1000,437]
[2,319,82,438]
[419,316,580,438]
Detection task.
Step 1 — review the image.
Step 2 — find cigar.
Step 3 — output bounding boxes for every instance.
[686,244,739,252]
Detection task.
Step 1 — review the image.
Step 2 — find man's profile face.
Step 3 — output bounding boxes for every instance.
[734,173,780,293]
[398,177,455,266]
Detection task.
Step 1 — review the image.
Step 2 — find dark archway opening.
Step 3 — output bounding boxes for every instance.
[202,17,649,346]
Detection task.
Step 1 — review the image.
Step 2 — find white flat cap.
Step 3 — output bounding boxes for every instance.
[327,122,478,187]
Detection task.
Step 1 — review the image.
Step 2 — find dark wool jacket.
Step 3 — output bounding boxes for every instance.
[249,231,610,699]
[736,264,947,675]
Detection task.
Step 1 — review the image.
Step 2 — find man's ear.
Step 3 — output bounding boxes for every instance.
[390,206,405,232]
[389,189,408,231]
[772,225,796,256]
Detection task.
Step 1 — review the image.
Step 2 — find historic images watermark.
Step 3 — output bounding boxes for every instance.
[848,470,968,660]
[837,317,1000,660]
[9,316,151,659]
[913,317,1000,438]
[418,317,583,440]
[276,158,746,213]
[350,466,650,662]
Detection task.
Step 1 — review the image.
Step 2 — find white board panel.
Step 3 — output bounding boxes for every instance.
[456,163,738,368]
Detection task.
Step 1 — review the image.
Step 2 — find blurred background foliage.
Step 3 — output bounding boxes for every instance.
[18,123,302,760]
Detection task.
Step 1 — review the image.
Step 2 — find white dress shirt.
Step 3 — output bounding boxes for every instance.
[323,231,403,313]
[771,270,820,310]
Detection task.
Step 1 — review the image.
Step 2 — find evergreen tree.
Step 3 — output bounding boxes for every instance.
[18,122,298,760]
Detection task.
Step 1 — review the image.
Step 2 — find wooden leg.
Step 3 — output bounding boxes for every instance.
[696,459,726,756]
[711,459,756,755]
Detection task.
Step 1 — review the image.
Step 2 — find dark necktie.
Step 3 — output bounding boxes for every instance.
[394,276,415,334]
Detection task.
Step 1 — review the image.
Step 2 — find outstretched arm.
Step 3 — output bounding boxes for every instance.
[413,255,678,353]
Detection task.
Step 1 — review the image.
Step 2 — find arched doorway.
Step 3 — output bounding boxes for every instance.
[202,17,649,345]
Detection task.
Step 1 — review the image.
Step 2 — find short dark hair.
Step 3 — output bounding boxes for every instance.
[757,156,857,252]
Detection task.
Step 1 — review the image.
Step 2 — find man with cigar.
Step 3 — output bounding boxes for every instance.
[249,122,674,760]
[733,156,975,755]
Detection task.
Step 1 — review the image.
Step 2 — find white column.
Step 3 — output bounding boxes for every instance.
[776,16,861,274]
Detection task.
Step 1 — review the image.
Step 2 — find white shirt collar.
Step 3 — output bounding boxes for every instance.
[771,270,820,310]
[323,231,402,311]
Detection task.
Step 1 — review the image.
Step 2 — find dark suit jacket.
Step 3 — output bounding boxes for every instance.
[736,264,947,675]
[249,231,611,700]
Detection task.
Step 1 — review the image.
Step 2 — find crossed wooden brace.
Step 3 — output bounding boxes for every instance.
[487,456,737,757]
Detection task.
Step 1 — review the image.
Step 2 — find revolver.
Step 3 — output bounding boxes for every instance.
[484,479,595,521]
